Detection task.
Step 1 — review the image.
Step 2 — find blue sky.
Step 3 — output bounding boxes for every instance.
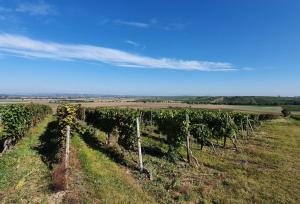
[0,0,299,96]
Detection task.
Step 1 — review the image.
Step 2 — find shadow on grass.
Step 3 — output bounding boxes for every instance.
[142,132,167,144]
[79,129,140,171]
[142,145,166,158]
[291,115,300,121]
[34,120,62,170]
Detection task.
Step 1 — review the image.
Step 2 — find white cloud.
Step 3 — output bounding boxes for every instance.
[124,40,140,47]
[100,18,186,31]
[0,33,237,71]
[15,0,55,16]
[114,20,149,28]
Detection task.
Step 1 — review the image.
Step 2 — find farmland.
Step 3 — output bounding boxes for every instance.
[0,103,299,203]
[0,98,286,114]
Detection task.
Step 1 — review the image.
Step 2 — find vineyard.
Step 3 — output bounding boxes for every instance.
[84,108,262,162]
[0,104,52,154]
[0,103,299,203]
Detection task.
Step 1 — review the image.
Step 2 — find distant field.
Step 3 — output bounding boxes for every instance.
[81,102,283,114]
[0,99,284,114]
[217,105,282,113]
[0,99,58,111]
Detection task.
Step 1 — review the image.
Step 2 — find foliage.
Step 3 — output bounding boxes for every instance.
[85,108,139,149]
[117,110,138,149]
[56,103,82,136]
[190,124,212,149]
[85,108,119,136]
[0,104,52,141]
[258,113,278,120]
[154,110,188,160]
[86,107,262,161]
[281,108,291,117]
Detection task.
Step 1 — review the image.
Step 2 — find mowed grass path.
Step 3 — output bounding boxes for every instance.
[0,116,54,203]
[72,134,155,204]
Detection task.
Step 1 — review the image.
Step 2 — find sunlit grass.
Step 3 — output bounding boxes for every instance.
[0,116,54,203]
[2,112,298,203]
[72,133,155,204]
[119,118,300,203]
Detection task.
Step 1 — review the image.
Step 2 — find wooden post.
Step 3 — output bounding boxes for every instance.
[65,125,70,189]
[136,117,143,171]
[3,139,9,153]
[186,114,191,164]
[248,118,254,133]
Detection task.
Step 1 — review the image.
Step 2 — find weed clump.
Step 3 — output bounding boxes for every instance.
[52,162,67,191]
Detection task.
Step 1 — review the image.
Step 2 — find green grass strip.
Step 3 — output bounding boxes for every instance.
[0,116,54,203]
[72,133,155,204]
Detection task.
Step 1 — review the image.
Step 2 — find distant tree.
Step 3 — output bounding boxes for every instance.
[281,109,291,117]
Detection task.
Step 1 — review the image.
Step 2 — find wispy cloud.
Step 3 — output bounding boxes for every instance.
[0,33,237,71]
[99,17,186,31]
[114,20,149,28]
[15,0,56,16]
[124,40,140,47]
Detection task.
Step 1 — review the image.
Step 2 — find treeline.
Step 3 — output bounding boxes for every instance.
[0,104,52,154]
[136,96,300,106]
[215,96,300,105]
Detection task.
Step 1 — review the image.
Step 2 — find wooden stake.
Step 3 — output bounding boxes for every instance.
[0,138,11,155]
[65,125,70,189]
[186,114,191,164]
[136,117,143,171]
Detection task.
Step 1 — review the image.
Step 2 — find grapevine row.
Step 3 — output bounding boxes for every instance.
[84,107,263,161]
[0,103,52,153]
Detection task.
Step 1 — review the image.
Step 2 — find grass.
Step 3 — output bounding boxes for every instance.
[0,116,54,203]
[72,133,155,204]
[89,118,300,203]
[191,118,300,203]
[1,115,299,203]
